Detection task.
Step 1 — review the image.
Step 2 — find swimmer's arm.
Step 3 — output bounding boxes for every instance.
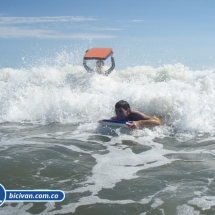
[129,111,161,128]
[130,119,161,129]
[109,111,152,121]
[83,59,93,73]
[104,53,115,76]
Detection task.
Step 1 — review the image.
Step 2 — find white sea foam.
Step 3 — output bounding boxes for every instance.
[69,141,175,195]
[176,204,201,215]
[188,196,215,210]
[1,60,215,134]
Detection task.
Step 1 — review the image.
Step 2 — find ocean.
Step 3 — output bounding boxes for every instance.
[1,60,215,215]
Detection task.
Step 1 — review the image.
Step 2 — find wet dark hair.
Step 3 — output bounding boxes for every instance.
[115,100,130,110]
[96,60,104,66]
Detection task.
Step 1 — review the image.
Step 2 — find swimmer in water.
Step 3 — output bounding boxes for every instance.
[110,100,161,129]
[83,52,115,76]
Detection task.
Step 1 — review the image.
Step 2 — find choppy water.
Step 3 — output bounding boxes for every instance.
[1,56,215,214]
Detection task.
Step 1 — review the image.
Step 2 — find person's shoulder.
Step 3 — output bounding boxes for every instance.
[130,110,143,116]
[129,110,148,120]
[129,111,141,119]
[131,110,141,114]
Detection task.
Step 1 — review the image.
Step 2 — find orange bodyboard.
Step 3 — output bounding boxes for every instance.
[84,48,112,60]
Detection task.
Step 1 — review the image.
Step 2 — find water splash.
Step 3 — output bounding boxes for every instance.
[1,52,215,134]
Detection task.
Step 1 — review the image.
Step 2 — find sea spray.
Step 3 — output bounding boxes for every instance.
[0,61,215,133]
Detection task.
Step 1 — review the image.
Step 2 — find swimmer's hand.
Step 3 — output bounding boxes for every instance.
[98,119,103,123]
[129,121,139,129]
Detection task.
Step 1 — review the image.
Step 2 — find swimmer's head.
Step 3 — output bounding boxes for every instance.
[96,60,104,68]
[114,100,131,120]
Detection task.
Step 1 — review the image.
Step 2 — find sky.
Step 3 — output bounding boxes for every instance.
[0,0,215,69]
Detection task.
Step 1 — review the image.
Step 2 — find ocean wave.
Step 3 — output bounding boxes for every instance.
[0,61,215,133]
